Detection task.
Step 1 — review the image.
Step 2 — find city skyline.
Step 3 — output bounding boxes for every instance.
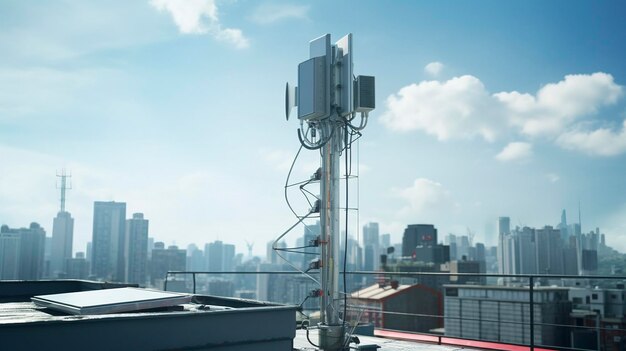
[1,1,626,255]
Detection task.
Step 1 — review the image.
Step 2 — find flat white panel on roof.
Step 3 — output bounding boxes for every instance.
[31,287,191,315]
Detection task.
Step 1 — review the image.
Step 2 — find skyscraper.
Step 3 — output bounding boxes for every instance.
[150,243,186,286]
[51,212,74,277]
[0,223,46,280]
[0,226,20,279]
[206,240,236,272]
[50,171,74,278]
[363,222,380,270]
[498,217,510,236]
[125,213,149,284]
[91,201,126,281]
[535,226,564,274]
[402,224,437,257]
[497,216,511,275]
[558,209,569,241]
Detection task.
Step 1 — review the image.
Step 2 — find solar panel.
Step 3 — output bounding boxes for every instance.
[31,287,192,315]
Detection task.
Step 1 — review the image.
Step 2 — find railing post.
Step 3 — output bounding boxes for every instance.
[164,272,169,291]
[193,272,196,294]
[529,276,534,351]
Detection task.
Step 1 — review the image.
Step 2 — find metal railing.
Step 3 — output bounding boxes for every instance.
[164,270,626,351]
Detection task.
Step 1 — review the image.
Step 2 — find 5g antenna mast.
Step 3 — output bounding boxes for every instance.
[285,33,375,351]
[56,169,72,213]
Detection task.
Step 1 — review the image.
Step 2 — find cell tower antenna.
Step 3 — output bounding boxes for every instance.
[56,169,72,213]
[283,33,376,350]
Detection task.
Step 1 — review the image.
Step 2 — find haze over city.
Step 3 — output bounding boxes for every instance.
[1,0,626,255]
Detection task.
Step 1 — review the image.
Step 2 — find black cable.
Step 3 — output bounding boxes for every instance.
[305,326,320,348]
[272,209,320,285]
[280,244,319,250]
[284,145,303,219]
[274,248,321,255]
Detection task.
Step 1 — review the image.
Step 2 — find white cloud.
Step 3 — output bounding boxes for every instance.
[496,72,622,136]
[382,72,626,156]
[251,3,310,24]
[150,0,249,49]
[495,142,533,162]
[380,75,504,141]
[556,120,626,156]
[394,178,455,217]
[424,61,444,77]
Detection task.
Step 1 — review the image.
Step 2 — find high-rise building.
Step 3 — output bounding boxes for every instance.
[50,171,74,278]
[380,233,391,250]
[558,209,569,241]
[187,244,205,271]
[498,217,510,236]
[0,226,20,279]
[497,217,511,275]
[363,222,381,271]
[205,240,236,272]
[223,243,235,272]
[363,222,379,245]
[66,252,89,279]
[125,213,149,284]
[535,226,564,274]
[150,243,186,286]
[516,227,537,274]
[206,241,223,271]
[402,224,437,257]
[51,212,74,277]
[91,201,127,282]
[0,223,46,280]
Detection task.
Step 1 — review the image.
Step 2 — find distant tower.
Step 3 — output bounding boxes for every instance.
[92,201,127,281]
[578,201,582,232]
[51,169,75,277]
[498,217,511,235]
[125,213,149,285]
[58,169,71,212]
[559,209,569,241]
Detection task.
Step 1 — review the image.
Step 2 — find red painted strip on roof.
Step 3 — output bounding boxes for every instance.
[374,329,440,343]
[375,329,556,351]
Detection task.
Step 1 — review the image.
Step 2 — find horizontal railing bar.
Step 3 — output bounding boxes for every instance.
[345,307,626,333]
[166,270,626,280]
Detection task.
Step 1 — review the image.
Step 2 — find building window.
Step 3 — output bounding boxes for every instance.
[592,293,598,300]
[573,297,582,304]
[446,288,458,297]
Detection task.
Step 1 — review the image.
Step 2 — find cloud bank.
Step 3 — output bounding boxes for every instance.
[495,142,533,162]
[382,70,626,157]
[150,0,249,49]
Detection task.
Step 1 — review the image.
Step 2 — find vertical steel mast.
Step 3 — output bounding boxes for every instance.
[319,120,344,349]
[285,32,375,351]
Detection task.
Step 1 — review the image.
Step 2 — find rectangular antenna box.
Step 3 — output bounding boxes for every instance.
[298,56,327,120]
[354,75,375,113]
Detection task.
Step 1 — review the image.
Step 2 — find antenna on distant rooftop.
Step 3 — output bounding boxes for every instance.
[56,169,72,213]
[281,33,376,351]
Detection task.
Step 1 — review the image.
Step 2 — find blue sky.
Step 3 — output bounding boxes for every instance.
[1,0,626,255]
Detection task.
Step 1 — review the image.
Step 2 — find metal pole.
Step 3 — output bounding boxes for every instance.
[319,120,345,350]
[192,272,196,294]
[529,276,534,351]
